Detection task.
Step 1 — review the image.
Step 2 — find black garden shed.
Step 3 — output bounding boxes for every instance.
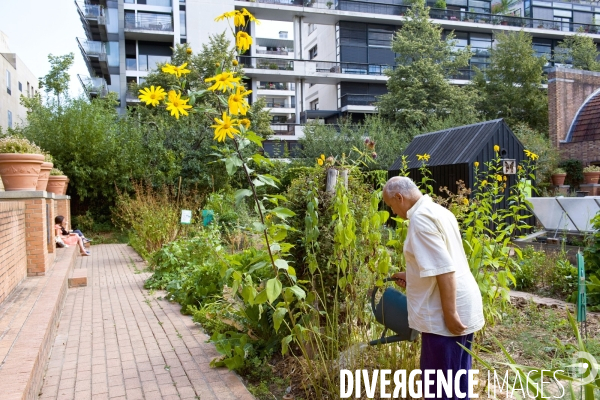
[388,119,528,196]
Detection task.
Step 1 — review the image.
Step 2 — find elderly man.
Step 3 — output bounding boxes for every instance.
[383,176,484,399]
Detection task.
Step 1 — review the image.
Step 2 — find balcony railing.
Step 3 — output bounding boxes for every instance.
[75,2,104,19]
[256,49,291,55]
[126,89,141,103]
[244,0,600,33]
[78,75,107,98]
[239,56,395,76]
[77,38,106,58]
[270,124,299,135]
[125,14,173,32]
[265,100,295,108]
[257,82,296,90]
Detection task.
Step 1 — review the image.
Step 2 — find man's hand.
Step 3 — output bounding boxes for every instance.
[391,272,406,288]
[444,311,467,336]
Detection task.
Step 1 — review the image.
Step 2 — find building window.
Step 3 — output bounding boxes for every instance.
[18,82,22,92]
[308,23,316,35]
[310,99,319,110]
[6,70,11,95]
[180,8,186,36]
[7,110,12,129]
[309,45,318,60]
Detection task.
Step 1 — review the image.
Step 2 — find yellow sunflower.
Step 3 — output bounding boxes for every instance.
[474,161,479,168]
[228,86,252,115]
[239,118,251,129]
[317,158,324,166]
[524,149,539,161]
[417,153,431,162]
[138,85,166,107]
[205,72,240,92]
[162,62,191,78]
[494,144,500,152]
[165,90,192,119]
[214,11,236,22]
[211,112,240,142]
[241,8,260,24]
[236,31,253,53]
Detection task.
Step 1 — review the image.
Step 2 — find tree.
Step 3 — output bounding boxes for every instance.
[474,31,548,132]
[555,32,600,72]
[378,1,479,130]
[39,53,74,102]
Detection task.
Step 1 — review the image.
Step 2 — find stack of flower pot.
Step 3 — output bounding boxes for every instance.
[0,136,68,193]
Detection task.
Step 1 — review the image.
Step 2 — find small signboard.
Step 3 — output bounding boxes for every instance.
[181,210,192,225]
[502,159,517,175]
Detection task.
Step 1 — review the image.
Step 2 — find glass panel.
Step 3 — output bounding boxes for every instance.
[106,42,120,67]
[180,10,186,36]
[146,0,171,5]
[148,55,171,70]
[107,74,120,94]
[107,8,119,34]
[554,9,572,17]
[126,58,137,70]
[139,55,148,71]
[573,5,591,11]
[553,2,572,9]
[125,0,134,3]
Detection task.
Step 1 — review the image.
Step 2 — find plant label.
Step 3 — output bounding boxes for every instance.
[181,210,192,224]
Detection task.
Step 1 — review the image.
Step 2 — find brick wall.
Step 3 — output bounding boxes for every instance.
[0,201,26,304]
[548,67,600,164]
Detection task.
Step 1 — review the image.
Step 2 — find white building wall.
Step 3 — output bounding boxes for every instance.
[0,32,38,131]
[186,0,235,48]
[302,23,337,112]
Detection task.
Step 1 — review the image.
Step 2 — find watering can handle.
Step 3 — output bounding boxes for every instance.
[370,277,396,314]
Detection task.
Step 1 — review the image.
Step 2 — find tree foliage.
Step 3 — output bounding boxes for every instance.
[39,53,74,101]
[474,31,548,132]
[555,32,600,72]
[378,1,479,130]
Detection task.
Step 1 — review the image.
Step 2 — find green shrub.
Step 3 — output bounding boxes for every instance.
[50,167,64,176]
[559,158,584,187]
[0,136,43,154]
[514,246,543,290]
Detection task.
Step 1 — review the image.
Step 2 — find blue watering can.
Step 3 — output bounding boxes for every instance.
[369,277,420,346]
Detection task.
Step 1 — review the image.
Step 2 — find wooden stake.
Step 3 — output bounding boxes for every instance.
[326,168,338,193]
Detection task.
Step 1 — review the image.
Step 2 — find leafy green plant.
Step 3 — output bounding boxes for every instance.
[554,167,566,174]
[583,211,600,310]
[50,168,64,176]
[560,159,584,187]
[0,136,43,154]
[434,0,446,8]
[583,165,600,173]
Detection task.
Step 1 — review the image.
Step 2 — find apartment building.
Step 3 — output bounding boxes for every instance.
[0,31,38,131]
[77,0,236,111]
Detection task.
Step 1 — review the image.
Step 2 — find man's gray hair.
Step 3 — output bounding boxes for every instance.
[383,176,420,198]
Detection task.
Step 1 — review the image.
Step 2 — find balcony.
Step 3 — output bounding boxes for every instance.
[126,89,141,105]
[340,93,378,113]
[257,82,296,90]
[77,38,110,84]
[124,13,174,41]
[270,123,300,135]
[240,0,600,34]
[75,1,108,42]
[256,49,291,56]
[78,75,107,100]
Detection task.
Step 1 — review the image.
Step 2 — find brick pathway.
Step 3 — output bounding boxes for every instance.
[38,244,254,400]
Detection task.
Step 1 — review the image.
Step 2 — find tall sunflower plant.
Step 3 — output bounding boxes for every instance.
[138,9,305,360]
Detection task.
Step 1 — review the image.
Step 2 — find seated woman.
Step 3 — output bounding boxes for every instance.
[55,216,90,256]
[55,215,92,243]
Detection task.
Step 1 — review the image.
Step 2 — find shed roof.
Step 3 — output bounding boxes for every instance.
[389,119,508,170]
[567,89,600,142]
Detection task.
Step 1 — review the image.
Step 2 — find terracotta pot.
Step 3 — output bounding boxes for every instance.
[0,153,44,191]
[62,178,69,195]
[583,171,600,184]
[36,162,53,191]
[46,175,69,195]
[551,173,567,186]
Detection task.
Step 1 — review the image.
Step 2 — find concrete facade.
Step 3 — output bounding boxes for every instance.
[0,31,39,131]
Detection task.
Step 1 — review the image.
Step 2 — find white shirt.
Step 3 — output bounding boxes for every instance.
[404,195,484,336]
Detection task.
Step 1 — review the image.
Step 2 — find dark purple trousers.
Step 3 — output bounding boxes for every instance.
[420,332,474,400]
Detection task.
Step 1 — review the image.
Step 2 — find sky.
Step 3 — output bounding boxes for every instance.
[0,0,90,98]
[0,0,291,98]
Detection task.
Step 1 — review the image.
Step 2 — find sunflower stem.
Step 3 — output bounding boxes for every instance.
[232,137,278,277]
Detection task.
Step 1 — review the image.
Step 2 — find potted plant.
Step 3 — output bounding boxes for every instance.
[36,153,54,191]
[326,1,333,8]
[0,136,45,191]
[551,167,567,186]
[582,165,600,184]
[434,0,446,9]
[46,168,69,195]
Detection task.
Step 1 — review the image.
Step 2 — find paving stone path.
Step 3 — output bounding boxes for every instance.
[38,244,254,400]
